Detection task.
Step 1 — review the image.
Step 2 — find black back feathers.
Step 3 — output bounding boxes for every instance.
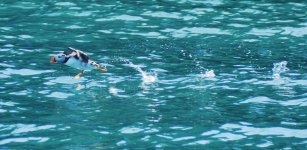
[64,47,89,63]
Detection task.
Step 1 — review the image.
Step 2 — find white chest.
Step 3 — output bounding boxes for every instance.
[65,57,94,71]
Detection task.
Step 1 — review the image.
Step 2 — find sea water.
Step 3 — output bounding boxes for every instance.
[0,1,306,149]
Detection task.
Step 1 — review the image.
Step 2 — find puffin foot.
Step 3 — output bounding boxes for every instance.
[98,67,107,72]
[75,71,84,79]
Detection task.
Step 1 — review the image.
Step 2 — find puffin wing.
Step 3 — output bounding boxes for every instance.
[63,47,75,55]
[65,47,89,63]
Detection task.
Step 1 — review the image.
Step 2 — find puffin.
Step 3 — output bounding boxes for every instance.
[50,47,107,78]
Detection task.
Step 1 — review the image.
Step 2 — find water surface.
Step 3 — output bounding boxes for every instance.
[0,0,306,149]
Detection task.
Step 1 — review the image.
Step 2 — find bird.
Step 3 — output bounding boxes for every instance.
[50,47,107,78]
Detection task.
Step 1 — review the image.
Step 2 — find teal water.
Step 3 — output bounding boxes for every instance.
[0,0,307,149]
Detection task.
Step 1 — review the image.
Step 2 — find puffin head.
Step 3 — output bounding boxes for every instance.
[50,53,66,63]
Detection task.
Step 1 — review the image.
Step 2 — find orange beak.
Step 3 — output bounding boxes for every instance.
[50,57,56,63]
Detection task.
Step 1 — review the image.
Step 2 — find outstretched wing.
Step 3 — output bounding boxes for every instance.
[65,47,89,63]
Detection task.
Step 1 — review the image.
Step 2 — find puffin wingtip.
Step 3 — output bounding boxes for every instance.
[68,47,75,50]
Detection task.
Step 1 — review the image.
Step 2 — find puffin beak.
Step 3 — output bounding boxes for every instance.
[50,57,56,63]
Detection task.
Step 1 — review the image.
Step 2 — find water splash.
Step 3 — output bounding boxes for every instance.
[128,62,157,84]
[202,70,216,78]
[272,61,289,79]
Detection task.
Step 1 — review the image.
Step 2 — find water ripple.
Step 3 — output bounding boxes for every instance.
[1,69,55,76]
[161,27,230,38]
[0,137,49,145]
[96,15,148,22]
[221,123,307,138]
[142,11,196,20]
[11,124,56,134]
[47,92,74,99]
[212,133,246,141]
[119,127,144,134]
[55,2,76,6]
[238,96,307,107]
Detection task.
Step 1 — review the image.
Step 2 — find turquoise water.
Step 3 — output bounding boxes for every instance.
[0,0,306,149]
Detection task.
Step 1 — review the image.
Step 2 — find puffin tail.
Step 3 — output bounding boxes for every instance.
[98,67,107,72]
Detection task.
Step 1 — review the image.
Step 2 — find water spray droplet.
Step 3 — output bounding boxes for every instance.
[272,61,289,79]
